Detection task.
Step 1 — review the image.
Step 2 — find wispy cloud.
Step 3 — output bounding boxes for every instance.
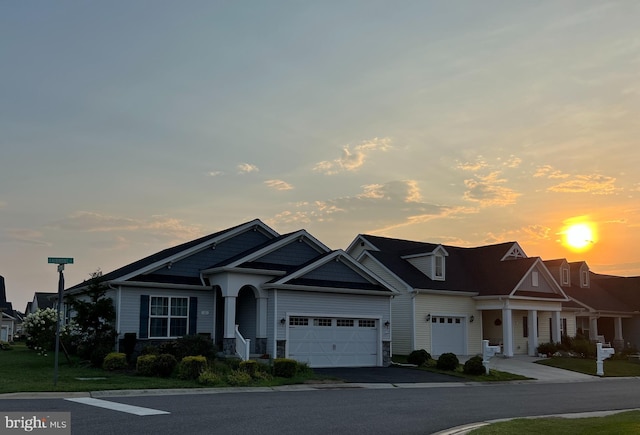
[533,165,570,179]
[264,179,294,191]
[456,157,488,172]
[271,180,473,232]
[49,211,203,242]
[237,163,259,174]
[206,170,224,177]
[548,174,620,195]
[463,172,521,207]
[4,229,51,246]
[313,137,392,175]
[501,155,522,168]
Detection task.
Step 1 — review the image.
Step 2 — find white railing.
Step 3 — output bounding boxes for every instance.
[235,325,250,361]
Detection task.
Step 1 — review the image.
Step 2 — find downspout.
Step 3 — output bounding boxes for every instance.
[273,289,278,359]
[411,289,417,351]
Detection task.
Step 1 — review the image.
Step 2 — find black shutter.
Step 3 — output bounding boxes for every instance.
[188,297,198,335]
[139,295,149,339]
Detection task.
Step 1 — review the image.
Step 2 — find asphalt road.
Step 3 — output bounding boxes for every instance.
[3,379,640,434]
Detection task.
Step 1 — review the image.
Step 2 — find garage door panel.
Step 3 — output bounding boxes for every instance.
[288,317,379,367]
[432,316,465,355]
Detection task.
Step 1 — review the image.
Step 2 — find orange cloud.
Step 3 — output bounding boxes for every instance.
[313,137,392,175]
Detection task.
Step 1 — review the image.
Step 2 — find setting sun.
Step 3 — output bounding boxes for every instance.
[561,220,598,252]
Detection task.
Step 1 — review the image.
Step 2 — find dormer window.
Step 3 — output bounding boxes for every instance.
[434,254,445,280]
[581,270,589,287]
[562,267,570,285]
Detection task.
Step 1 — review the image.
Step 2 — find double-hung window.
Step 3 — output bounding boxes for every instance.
[149,296,188,338]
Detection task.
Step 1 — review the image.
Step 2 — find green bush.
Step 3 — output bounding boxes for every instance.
[176,335,217,359]
[239,360,258,376]
[273,358,298,378]
[102,352,128,371]
[158,341,179,357]
[295,361,313,377]
[136,354,158,376]
[436,353,459,371]
[571,338,596,358]
[0,341,13,351]
[155,353,178,377]
[226,369,252,386]
[90,346,113,368]
[407,349,431,366]
[463,356,485,375]
[197,370,223,386]
[177,355,208,380]
[537,342,557,356]
[141,345,159,355]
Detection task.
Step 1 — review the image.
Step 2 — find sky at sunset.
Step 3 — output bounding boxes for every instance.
[2,1,639,311]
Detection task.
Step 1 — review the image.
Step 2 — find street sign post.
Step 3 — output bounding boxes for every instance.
[48,257,73,386]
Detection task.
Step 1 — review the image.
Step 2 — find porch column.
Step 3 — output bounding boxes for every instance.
[589,316,598,340]
[502,307,514,357]
[527,310,538,356]
[223,296,237,355]
[551,311,562,343]
[614,317,624,350]
[255,297,268,355]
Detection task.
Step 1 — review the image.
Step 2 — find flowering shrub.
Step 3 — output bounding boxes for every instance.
[22,308,58,356]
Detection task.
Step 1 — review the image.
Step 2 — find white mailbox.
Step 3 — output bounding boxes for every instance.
[596,342,615,376]
[482,339,502,375]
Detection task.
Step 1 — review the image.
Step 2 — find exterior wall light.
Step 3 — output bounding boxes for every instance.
[280,318,286,325]
[470,315,474,323]
[425,314,431,322]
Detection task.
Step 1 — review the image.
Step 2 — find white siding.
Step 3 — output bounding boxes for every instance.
[406,256,432,278]
[360,257,413,355]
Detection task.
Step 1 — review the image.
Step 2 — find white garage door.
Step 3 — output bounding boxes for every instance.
[431,316,465,355]
[288,317,379,367]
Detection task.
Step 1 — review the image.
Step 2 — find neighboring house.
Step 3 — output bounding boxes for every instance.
[64,219,396,367]
[27,292,56,314]
[0,275,17,341]
[545,258,640,350]
[347,235,572,357]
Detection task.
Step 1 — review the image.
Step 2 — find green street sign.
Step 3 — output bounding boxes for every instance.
[48,257,74,264]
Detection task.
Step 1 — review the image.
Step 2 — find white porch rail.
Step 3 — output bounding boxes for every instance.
[235,325,250,361]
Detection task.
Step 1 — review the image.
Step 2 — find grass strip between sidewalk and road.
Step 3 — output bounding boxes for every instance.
[469,410,640,434]
[535,357,640,377]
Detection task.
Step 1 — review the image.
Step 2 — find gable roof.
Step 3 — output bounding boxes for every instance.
[562,272,637,314]
[67,219,278,291]
[356,235,565,298]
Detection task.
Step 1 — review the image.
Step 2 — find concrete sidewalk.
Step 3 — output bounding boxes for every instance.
[487,355,596,382]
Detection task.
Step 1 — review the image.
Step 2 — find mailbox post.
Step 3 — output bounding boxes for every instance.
[596,342,614,376]
[482,339,502,375]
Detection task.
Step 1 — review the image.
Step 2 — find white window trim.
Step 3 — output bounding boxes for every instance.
[581,271,589,287]
[149,296,189,339]
[433,254,445,281]
[562,267,570,285]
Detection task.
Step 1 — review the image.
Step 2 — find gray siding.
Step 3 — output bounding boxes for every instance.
[516,265,556,294]
[116,285,215,339]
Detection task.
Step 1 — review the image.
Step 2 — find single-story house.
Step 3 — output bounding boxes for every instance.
[64,219,396,367]
[347,235,573,357]
[1,275,17,341]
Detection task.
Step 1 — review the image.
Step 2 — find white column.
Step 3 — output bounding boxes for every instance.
[614,317,624,349]
[589,316,598,340]
[551,311,562,343]
[527,310,538,356]
[223,296,237,339]
[502,308,513,357]
[256,297,267,338]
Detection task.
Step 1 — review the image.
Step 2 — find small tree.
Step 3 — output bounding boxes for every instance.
[66,271,117,366]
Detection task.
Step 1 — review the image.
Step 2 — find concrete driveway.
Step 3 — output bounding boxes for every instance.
[313,365,465,383]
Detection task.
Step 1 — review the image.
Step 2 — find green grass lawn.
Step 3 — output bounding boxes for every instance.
[535,357,640,377]
[391,355,530,382]
[470,410,640,434]
[0,343,315,394]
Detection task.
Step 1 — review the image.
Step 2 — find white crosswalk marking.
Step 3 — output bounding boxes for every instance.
[65,397,170,416]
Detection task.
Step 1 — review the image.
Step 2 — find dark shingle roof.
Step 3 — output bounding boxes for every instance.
[361,235,539,296]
